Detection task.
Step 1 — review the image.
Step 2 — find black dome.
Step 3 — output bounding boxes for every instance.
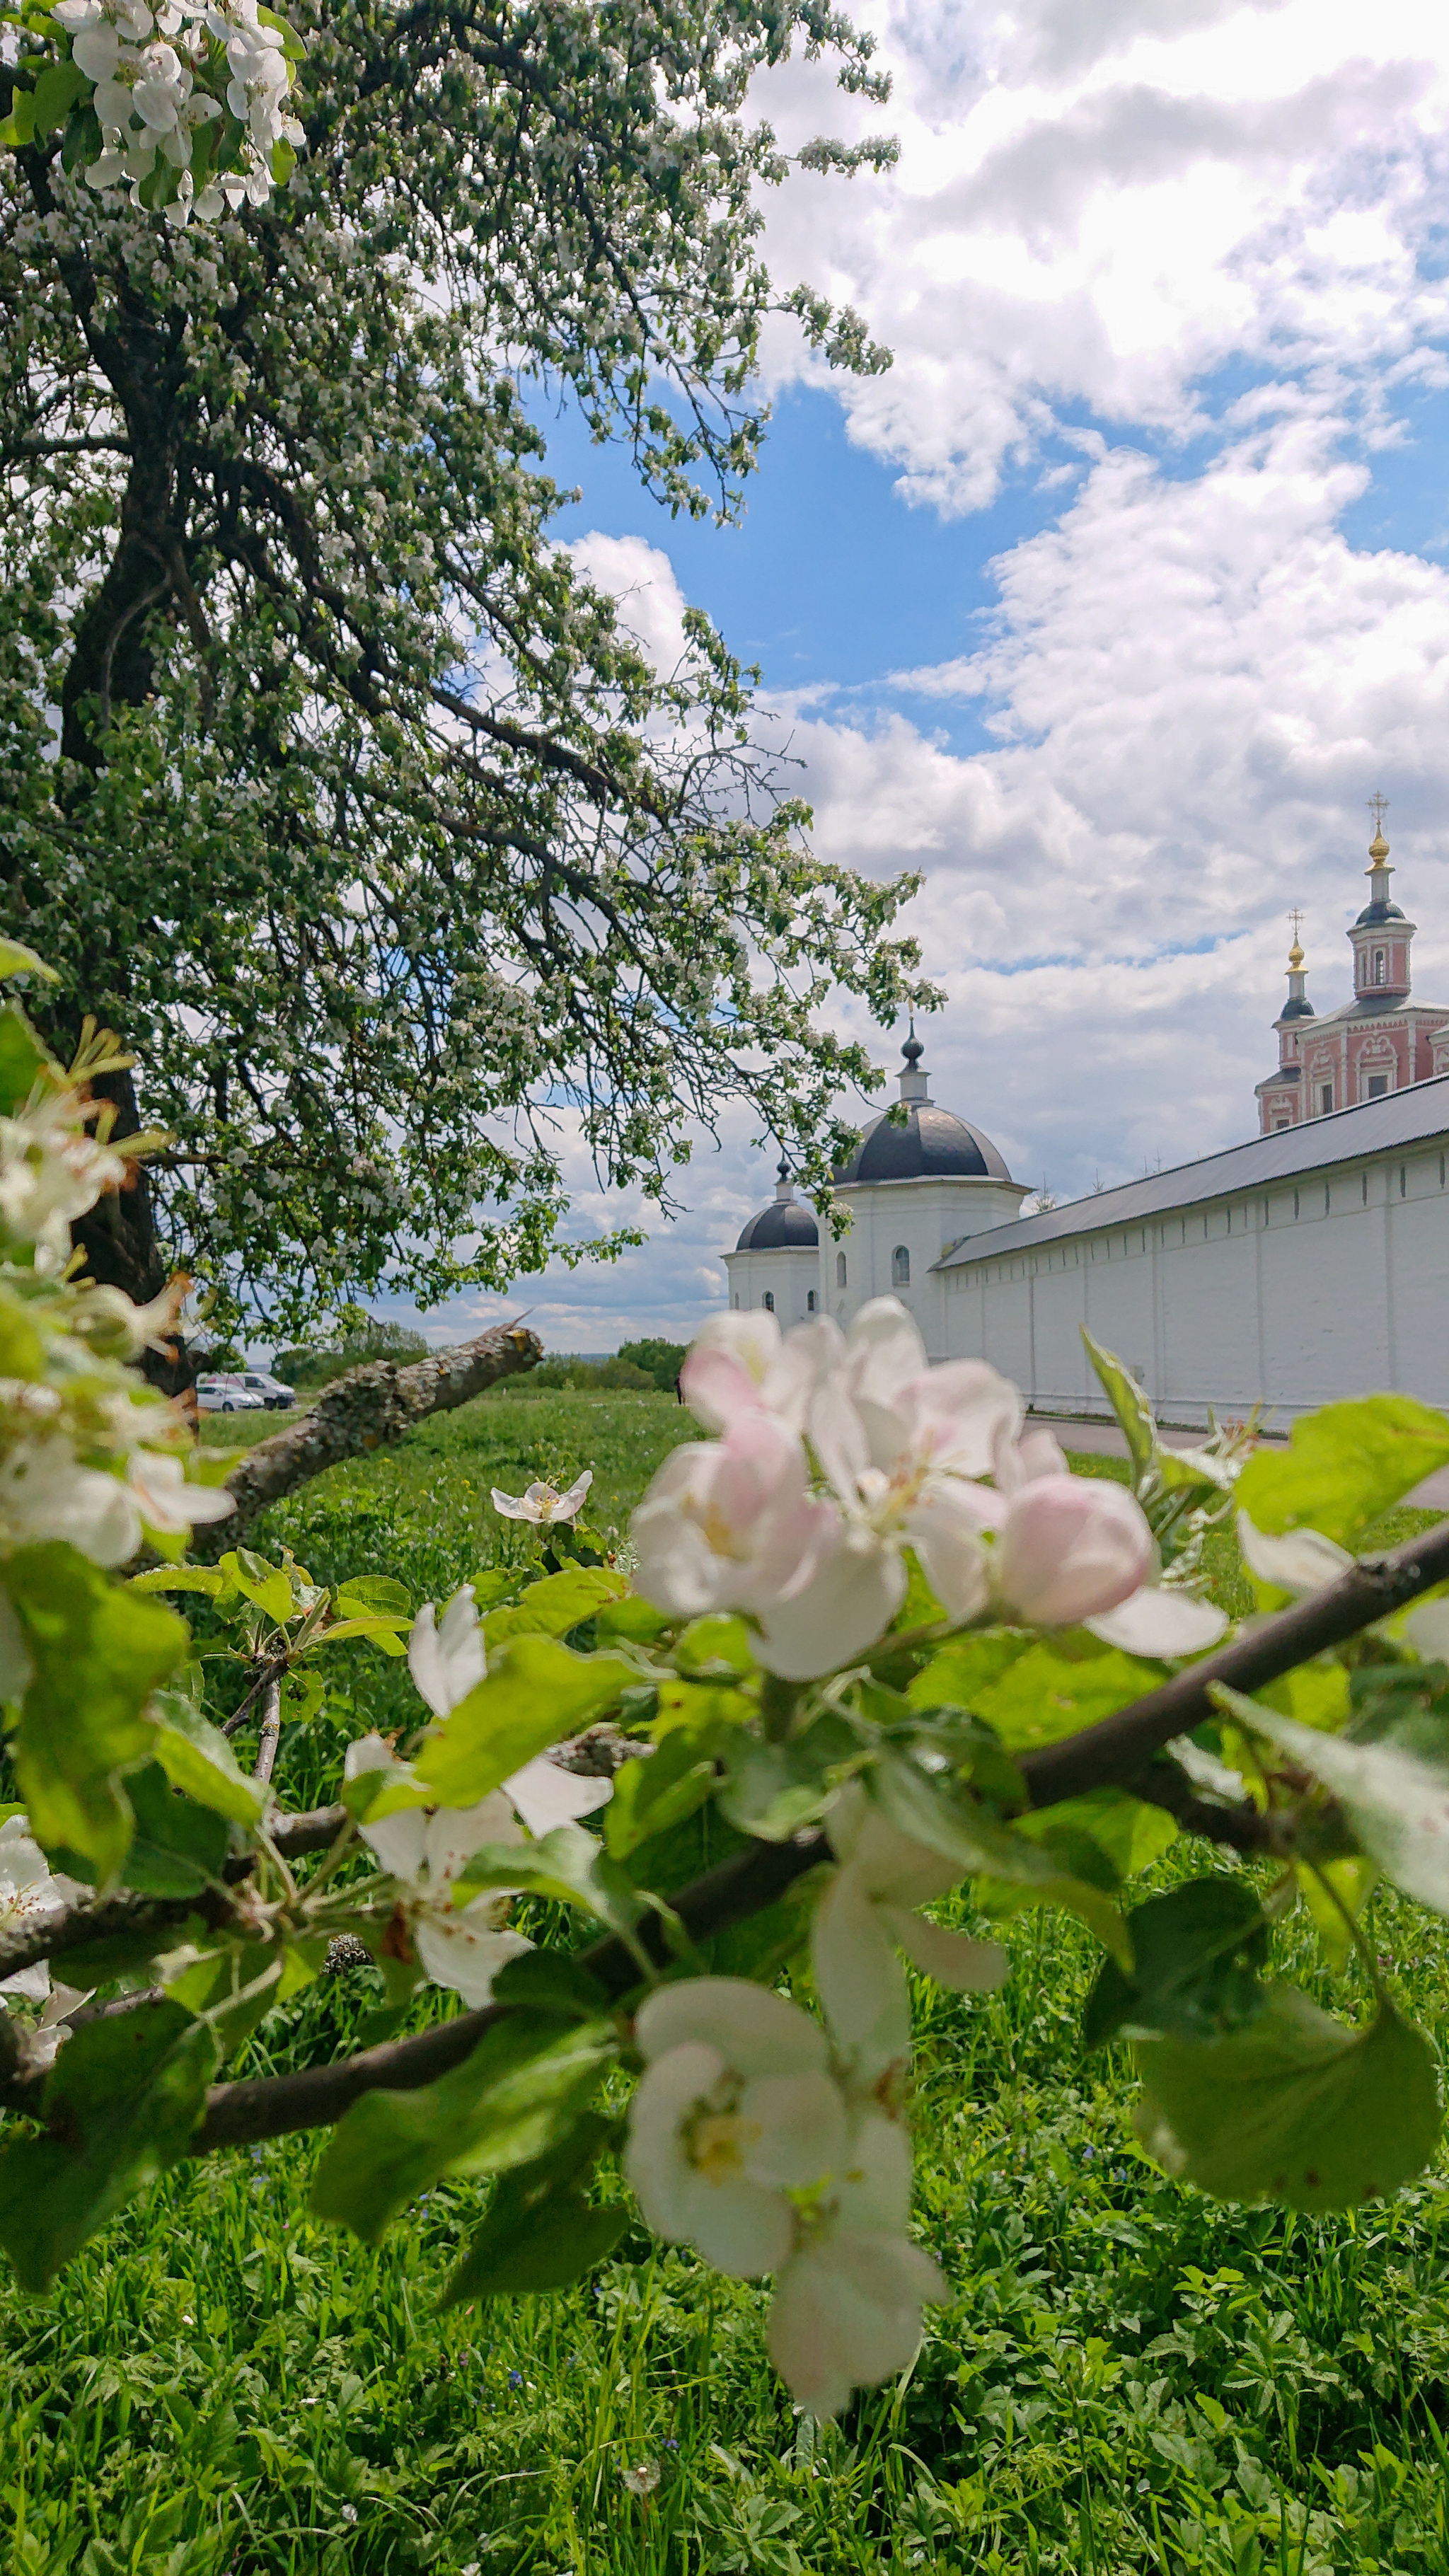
[1356,899,1406,926]
[835,1104,1011,1186]
[1280,996,1315,1020]
[735,1198,820,1252]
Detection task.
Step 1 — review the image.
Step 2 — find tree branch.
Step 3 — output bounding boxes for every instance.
[1017,1518,1449,1809]
[193,1319,543,1543]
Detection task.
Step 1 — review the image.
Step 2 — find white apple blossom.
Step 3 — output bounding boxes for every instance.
[490,1468,593,1525]
[345,1733,532,2008]
[767,2106,947,2421]
[680,1308,838,1437]
[625,1977,849,2275]
[45,0,303,228]
[0,1818,86,2011]
[990,1428,1228,1658]
[631,1414,833,1627]
[1237,1513,1355,1597]
[811,1784,1007,2067]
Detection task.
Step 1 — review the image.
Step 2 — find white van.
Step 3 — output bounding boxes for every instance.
[195,1375,266,1415]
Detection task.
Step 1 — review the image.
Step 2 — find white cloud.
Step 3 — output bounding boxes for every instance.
[757,0,1449,504]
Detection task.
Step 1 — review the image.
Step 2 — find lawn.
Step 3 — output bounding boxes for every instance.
[6,1391,1449,2576]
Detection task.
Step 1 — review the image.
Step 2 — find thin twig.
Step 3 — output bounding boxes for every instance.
[223,1651,291,1738]
[252,1677,283,1786]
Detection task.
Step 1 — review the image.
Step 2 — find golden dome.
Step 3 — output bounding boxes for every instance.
[1368,828,1390,863]
[1287,937,1304,970]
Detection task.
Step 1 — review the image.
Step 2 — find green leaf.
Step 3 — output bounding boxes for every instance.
[1228,1692,1449,1917]
[971,1636,1167,1754]
[10,1543,188,1884]
[0,83,37,147]
[671,1613,757,1677]
[150,1690,267,1827]
[59,98,100,173]
[718,1713,857,1842]
[31,57,85,130]
[333,1575,411,1618]
[257,4,307,58]
[129,1566,226,1598]
[604,1724,722,1861]
[0,937,57,983]
[310,2016,617,2243]
[1235,1394,1449,1547]
[872,1755,1133,1968]
[0,1000,55,1115]
[490,1949,611,2021]
[0,2002,218,2292]
[1133,1990,1440,2209]
[1018,1786,1177,1884]
[908,1629,1034,1714]
[111,1763,230,1898]
[594,1595,671,1644]
[1083,1329,1157,1482]
[415,1636,636,1806]
[441,2115,624,2305]
[220,1549,296,1627]
[313,1613,408,1653]
[1083,1878,1271,2048]
[482,1564,627,1649]
[454,1823,645,1945]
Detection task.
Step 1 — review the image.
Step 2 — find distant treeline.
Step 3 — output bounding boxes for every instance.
[271,1322,685,1396]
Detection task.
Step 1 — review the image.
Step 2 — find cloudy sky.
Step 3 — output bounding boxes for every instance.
[396,0,1449,1358]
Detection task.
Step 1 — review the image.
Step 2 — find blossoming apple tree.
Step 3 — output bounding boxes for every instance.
[7,954,1449,2427]
[0,0,919,1352]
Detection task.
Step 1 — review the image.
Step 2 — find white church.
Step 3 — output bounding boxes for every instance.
[720,819,1449,1424]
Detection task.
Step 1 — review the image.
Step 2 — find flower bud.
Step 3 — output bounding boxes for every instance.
[993,1473,1152,1628]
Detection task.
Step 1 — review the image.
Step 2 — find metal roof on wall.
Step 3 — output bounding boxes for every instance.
[933,1076,1449,1271]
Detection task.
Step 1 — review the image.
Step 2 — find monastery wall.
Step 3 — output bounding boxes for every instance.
[942,1136,1449,1425]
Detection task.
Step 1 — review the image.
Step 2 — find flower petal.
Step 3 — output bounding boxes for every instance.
[408,1587,484,1719]
[1236,1513,1354,1596]
[754,1523,906,1681]
[879,1905,1008,1995]
[684,2168,795,2277]
[1084,1587,1228,1657]
[634,1975,829,2078]
[737,2071,848,2190]
[412,1907,531,2009]
[624,2039,729,2236]
[811,1866,908,2052]
[505,1755,612,1837]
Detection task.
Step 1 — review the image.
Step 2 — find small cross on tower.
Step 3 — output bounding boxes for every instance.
[1368,792,1390,835]
[1288,907,1303,944]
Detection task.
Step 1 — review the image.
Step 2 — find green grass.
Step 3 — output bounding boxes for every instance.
[7,1392,1449,2576]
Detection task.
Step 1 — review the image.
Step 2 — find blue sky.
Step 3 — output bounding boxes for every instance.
[362,0,1449,1363]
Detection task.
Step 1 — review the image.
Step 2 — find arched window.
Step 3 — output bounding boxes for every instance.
[1374,949,1386,986]
[761,1291,774,1312]
[836,1252,847,1288]
[891,1245,911,1286]
[807,1290,816,1313]
[731,1293,739,1310]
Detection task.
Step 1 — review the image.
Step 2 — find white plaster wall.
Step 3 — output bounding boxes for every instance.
[720,1244,820,1329]
[940,1143,1449,1423]
[829,1176,1027,1359]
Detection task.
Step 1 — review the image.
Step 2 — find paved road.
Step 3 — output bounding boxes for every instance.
[1032,1413,1449,1514]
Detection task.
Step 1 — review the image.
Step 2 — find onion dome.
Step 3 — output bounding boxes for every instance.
[734,1158,820,1251]
[1280,919,1315,1022]
[833,1030,1012,1185]
[1356,820,1404,925]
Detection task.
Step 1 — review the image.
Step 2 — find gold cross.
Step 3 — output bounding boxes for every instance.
[1288,907,1303,942]
[1368,792,1390,833]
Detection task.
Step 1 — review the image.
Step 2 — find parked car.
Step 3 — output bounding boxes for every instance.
[195,1375,267,1415]
[235,1370,294,1411]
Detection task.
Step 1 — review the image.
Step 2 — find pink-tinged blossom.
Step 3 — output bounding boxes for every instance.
[681,1309,841,1437]
[804,1300,1016,1622]
[631,1414,833,1625]
[991,1428,1228,1656]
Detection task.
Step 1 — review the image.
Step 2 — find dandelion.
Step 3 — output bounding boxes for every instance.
[622,2460,660,2498]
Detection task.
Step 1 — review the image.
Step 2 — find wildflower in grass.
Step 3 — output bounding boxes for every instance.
[490,1468,593,1525]
[621,2460,660,2497]
[811,1784,1007,2065]
[625,1977,848,2275]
